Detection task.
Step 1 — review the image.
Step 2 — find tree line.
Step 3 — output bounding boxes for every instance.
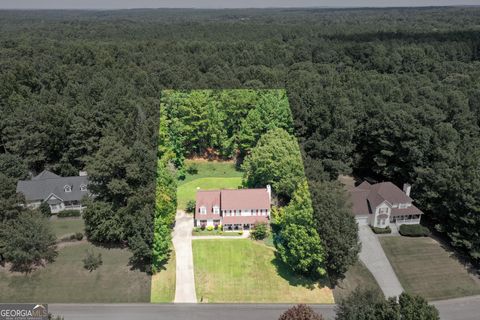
[0,7,479,274]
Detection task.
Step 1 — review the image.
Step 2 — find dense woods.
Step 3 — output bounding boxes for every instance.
[0,7,479,274]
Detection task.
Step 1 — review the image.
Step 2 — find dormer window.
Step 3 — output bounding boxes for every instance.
[213,206,220,214]
[80,184,87,192]
[200,206,207,214]
[399,203,407,209]
[64,185,72,193]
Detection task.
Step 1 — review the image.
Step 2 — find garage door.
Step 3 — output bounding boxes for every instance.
[356,216,369,226]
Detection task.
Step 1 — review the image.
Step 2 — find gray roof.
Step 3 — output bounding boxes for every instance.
[17,170,89,202]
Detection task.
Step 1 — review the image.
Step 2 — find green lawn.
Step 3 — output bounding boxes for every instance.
[151,252,176,303]
[192,229,243,237]
[179,160,242,186]
[192,239,334,303]
[50,218,85,239]
[333,260,383,302]
[177,177,242,210]
[0,243,151,302]
[380,236,480,301]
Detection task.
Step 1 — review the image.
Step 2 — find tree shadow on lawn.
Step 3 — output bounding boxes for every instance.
[271,252,331,290]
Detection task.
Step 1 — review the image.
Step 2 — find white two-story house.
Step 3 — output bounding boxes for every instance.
[348,181,423,228]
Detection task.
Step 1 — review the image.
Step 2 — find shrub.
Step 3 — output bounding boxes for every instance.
[39,201,51,216]
[75,232,84,241]
[186,200,196,213]
[371,226,391,234]
[278,304,324,320]
[206,225,214,231]
[57,210,81,218]
[238,231,244,235]
[83,250,103,272]
[193,227,200,232]
[399,224,431,237]
[186,163,199,175]
[200,224,206,230]
[251,222,269,240]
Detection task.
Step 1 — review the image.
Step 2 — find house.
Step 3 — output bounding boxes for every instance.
[16,170,89,214]
[348,181,423,228]
[194,186,271,230]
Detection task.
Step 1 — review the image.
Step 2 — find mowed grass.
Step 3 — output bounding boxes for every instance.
[0,243,151,303]
[333,260,383,302]
[50,218,85,238]
[380,236,480,301]
[179,160,242,186]
[192,239,334,303]
[151,252,176,303]
[177,177,242,210]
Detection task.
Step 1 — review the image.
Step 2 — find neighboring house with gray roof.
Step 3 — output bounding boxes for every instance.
[16,170,90,214]
[348,181,423,228]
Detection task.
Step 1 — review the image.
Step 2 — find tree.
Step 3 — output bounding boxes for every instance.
[251,221,269,240]
[186,200,196,214]
[276,181,326,279]
[242,128,304,201]
[335,288,439,320]
[83,250,103,272]
[39,201,51,217]
[1,211,57,273]
[309,180,360,284]
[279,304,324,320]
[82,200,124,243]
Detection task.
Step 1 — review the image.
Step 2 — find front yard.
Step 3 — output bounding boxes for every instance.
[0,242,151,302]
[50,218,85,239]
[380,236,480,301]
[192,239,334,303]
[333,260,383,302]
[150,252,176,303]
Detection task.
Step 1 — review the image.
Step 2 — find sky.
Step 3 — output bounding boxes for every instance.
[0,0,478,10]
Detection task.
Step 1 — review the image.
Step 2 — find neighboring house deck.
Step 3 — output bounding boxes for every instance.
[16,170,90,214]
[348,181,423,228]
[194,186,271,230]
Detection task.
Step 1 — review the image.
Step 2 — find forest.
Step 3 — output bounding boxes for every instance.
[0,7,479,275]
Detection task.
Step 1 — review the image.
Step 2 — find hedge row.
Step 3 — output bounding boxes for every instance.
[57,210,81,218]
[399,224,431,237]
[371,226,392,234]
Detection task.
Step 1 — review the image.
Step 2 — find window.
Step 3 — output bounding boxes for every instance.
[399,203,407,209]
[80,184,87,192]
[213,206,219,214]
[200,206,206,214]
[378,207,388,214]
[64,185,72,192]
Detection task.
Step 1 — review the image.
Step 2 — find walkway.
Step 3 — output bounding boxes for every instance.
[172,210,197,303]
[192,230,250,240]
[358,225,404,298]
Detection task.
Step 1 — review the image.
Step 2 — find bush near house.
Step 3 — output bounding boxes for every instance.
[57,210,81,218]
[185,200,196,213]
[251,222,269,240]
[370,226,391,234]
[399,224,430,237]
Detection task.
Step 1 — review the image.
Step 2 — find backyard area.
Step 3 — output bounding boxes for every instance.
[192,239,334,303]
[0,242,151,302]
[380,236,480,301]
[150,252,176,303]
[177,160,242,210]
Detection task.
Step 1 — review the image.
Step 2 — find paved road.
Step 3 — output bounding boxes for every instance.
[48,296,480,320]
[172,210,197,303]
[358,225,404,298]
[49,304,336,320]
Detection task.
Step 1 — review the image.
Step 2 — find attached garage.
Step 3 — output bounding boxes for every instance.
[355,215,369,226]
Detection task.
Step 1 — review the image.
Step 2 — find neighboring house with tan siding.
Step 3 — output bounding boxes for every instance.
[348,181,423,228]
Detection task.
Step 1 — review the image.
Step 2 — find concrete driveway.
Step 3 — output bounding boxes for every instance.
[172,210,197,303]
[358,225,404,298]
